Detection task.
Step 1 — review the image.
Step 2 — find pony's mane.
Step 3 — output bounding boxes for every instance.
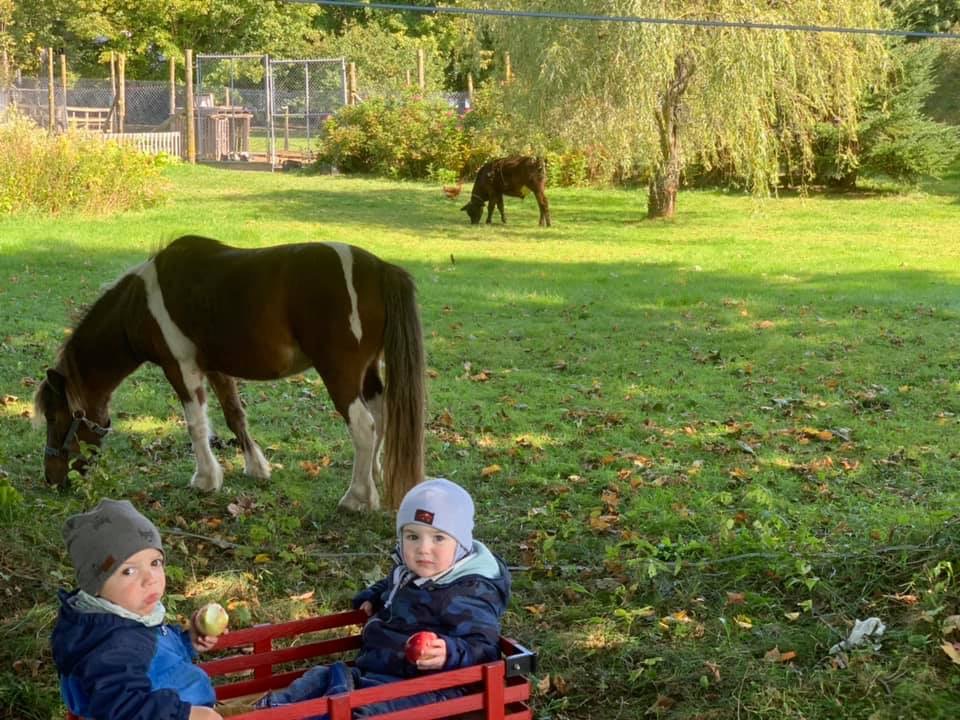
[32,343,85,428]
[32,257,147,429]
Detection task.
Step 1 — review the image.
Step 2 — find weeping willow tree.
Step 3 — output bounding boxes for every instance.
[475,1,893,218]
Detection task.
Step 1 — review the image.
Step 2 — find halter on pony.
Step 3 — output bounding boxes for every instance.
[44,409,111,460]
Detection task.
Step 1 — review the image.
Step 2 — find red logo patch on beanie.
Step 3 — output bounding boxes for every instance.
[414,509,435,525]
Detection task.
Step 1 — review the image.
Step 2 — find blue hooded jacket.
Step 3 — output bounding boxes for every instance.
[351,541,511,678]
[51,589,216,720]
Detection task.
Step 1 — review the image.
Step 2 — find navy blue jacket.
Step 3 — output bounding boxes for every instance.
[351,541,511,678]
[51,589,216,720]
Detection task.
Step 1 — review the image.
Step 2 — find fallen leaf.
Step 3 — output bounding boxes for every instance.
[289,590,315,602]
[589,513,619,531]
[253,553,271,564]
[646,694,676,715]
[480,464,502,477]
[535,674,551,695]
[734,614,753,629]
[883,593,919,606]
[524,604,546,616]
[784,612,801,621]
[764,647,798,663]
[941,641,960,665]
[703,660,721,681]
[300,460,323,477]
[726,591,746,605]
[943,615,960,636]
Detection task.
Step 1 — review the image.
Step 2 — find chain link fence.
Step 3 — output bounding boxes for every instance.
[270,58,346,158]
[5,78,182,130]
[1,53,459,165]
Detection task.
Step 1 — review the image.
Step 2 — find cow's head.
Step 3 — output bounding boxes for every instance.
[461,198,484,225]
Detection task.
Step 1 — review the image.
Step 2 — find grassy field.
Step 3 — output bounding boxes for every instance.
[1,163,959,719]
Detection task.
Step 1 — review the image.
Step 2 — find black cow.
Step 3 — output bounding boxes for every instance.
[461,156,551,227]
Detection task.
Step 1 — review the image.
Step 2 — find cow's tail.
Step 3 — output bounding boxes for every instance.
[381,263,426,508]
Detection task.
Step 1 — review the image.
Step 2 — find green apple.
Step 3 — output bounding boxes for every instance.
[196,602,229,637]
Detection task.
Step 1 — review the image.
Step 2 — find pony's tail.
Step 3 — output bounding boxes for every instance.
[381,264,426,508]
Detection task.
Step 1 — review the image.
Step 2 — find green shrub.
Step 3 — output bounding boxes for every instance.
[317,91,469,180]
[316,86,613,187]
[0,111,169,215]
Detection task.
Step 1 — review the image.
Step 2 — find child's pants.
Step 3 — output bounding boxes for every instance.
[254,661,465,719]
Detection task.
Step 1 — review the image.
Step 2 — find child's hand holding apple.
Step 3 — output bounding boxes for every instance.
[404,631,446,670]
[191,602,230,652]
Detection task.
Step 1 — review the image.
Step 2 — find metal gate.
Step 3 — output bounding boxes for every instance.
[196,54,347,166]
[269,58,347,159]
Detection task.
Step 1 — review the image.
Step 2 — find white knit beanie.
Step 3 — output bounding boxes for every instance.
[396,478,474,557]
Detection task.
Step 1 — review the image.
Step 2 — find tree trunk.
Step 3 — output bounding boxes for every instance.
[648,53,695,220]
[648,142,681,219]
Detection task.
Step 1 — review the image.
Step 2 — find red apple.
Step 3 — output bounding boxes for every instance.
[195,602,230,637]
[405,631,438,663]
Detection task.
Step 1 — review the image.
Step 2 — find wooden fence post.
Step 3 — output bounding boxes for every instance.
[46,48,55,131]
[118,53,126,133]
[347,62,357,105]
[417,47,425,90]
[185,48,196,163]
[59,53,68,127]
[1,49,8,89]
[109,52,117,130]
[467,72,474,104]
[169,56,176,117]
[504,51,512,84]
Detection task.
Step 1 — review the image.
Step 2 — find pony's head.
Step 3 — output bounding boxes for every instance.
[33,368,111,486]
[461,198,484,225]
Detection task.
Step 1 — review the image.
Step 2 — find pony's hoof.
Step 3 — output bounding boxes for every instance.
[337,491,381,513]
[190,470,223,492]
[244,448,272,479]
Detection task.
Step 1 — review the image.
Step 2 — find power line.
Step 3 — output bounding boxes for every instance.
[289,0,960,40]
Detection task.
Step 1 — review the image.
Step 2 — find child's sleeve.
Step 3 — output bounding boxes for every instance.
[352,576,390,612]
[77,632,191,720]
[438,579,504,670]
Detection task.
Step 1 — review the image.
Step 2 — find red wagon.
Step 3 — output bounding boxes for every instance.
[67,608,536,720]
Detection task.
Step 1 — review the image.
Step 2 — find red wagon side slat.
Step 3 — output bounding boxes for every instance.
[66,609,535,720]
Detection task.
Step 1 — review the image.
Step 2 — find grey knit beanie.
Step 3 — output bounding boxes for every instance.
[63,498,163,595]
[396,478,474,555]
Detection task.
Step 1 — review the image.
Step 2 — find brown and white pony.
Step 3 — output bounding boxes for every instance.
[33,235,425,511]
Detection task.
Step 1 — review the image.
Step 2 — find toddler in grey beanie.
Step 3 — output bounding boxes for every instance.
[63,498,163,596]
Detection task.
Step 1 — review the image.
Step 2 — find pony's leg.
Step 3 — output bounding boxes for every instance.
[162,363,223,491]
[338,396,380,511]
[534,188,551,226]
[363,364,386,489]
[207,371,271,479]
[486,199,495,224]
[318,364,380,511]
[497,195,507,223]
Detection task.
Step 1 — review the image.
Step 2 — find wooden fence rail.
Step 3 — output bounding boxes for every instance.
[103,131,182,157]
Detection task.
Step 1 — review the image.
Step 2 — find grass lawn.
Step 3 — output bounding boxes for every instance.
[1,163,959,719]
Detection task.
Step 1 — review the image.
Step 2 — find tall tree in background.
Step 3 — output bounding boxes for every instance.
[477,1,892,218]
[884,0,960,33]
[7,0,323,77]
